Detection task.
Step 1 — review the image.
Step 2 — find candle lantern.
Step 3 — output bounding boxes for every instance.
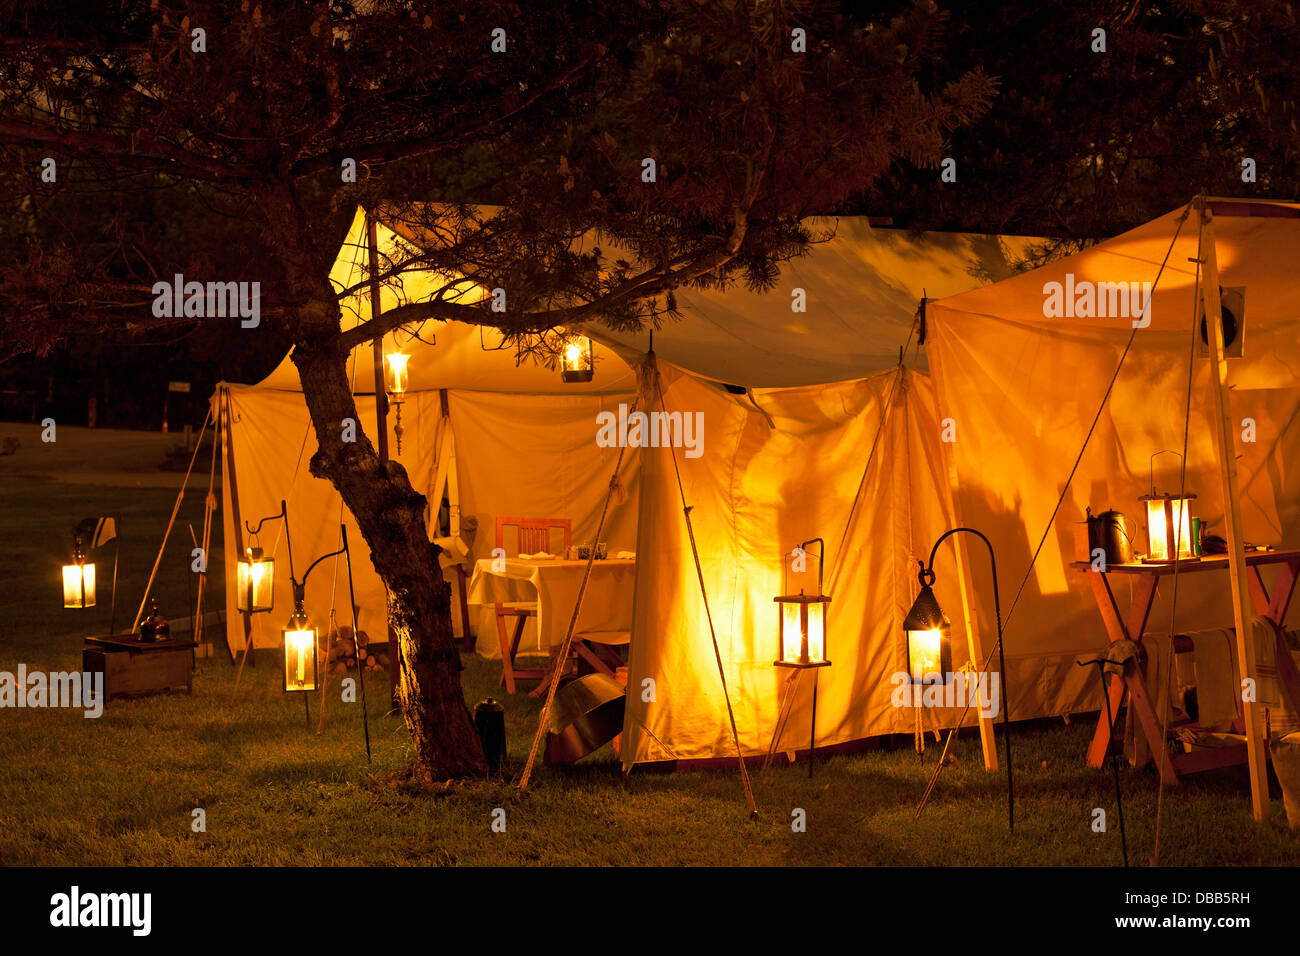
[62,532,96,609]
[560,333,594,383]
[773,538,831,669]
[282,590,319,694]
[902,567,952,684]
[385,350,410,401]
[775,593,831,667]
[385,349,410,454]
[236,546,275,613]
[904,529,1014,834]
[1140,492,1196,562]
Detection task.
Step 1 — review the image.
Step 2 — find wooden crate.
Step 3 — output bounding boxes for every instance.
[83,637,195,700]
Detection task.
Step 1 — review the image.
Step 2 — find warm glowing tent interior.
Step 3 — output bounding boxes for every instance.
[215,199,1300,771]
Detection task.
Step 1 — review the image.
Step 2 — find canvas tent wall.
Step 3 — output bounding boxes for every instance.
[924,199,1300,722]
[621,358,965,765]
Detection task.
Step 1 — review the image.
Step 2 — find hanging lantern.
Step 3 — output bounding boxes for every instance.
[236,546,275,613]
[384,349,410,455]
[1140,491,1196,562]
[902,568,952,685]
[774,591,831,667]
[282,602,318,694]
[62,534,96,609]
[385,350,410,403]
[560,333,594,383]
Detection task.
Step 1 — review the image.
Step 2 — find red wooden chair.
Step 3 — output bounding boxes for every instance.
[495,516,571,692]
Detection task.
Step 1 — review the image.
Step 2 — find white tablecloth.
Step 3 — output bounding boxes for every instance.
[467,558,635,650]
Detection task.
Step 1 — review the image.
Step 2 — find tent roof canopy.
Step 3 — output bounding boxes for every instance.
[250,204,1044,395]
[931,198,1300,338]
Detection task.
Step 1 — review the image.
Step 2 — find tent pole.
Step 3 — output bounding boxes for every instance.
[924,333,999,771]
[1197,199,1270,822]
[366,211,400,701]
[366,212,390,465]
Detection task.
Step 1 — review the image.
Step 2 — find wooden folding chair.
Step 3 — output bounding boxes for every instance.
[495,516,571,693]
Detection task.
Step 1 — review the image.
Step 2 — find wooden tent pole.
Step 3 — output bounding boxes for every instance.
[1198,200,1270,821]
[365,211,400,699]
[366,212,390,464]
[924,323,998,771]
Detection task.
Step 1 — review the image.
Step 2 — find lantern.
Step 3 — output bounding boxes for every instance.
[560,334,594,383]
[62,535,96,609]
[236,546,275,613]
[902,573,952,685]
[282,605,318,693]
[774,592,831,667]
[384,349,410,455]
[385,350,410,402]
[1140,492,1196,562]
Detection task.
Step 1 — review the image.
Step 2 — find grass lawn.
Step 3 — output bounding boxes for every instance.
[2,475,1299,866]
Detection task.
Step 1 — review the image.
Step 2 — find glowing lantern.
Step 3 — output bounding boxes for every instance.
[775,592,831,667]
[774,539,832,669]
[1141,492,1196,562]
[560,334,594,383]
[902,570,952,685]
[282,603,319,694]
[62,534,96,609]
[236,547,275,613]
[384,349,410,455]
[385,350,410,402]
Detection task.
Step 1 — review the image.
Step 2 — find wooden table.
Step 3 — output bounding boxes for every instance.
[1071,549,1300,785]
[467,557,635,695]
[83,635,197,699]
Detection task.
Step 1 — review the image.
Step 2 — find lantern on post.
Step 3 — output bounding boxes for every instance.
[560,332,594,383]
[278,528,349,726]
[902,567,952,685]
[241,502,288,615]
[767,538,831,779]
[905,528,1014,834]
[385,348,410,454]
[1140,451,1196,563]
[281,585,319,695]
[62,530,96,609]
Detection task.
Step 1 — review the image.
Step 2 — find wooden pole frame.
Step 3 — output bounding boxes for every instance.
[365,211,400,698]
[1198,198,1270,821]
[924,315,999,771]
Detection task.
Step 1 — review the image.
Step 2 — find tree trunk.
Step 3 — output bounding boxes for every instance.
[260,184,486,780]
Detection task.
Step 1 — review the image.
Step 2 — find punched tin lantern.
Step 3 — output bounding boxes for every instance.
[236,546,275,613]
[62,535,96,609]
[1140,491,1196,562]
[560,334,594,383]
[903,569,952,685]
[774,591,832,668]
[282,605,319,694]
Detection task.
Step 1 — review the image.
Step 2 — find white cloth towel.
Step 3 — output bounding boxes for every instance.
[1191,628,1237,729]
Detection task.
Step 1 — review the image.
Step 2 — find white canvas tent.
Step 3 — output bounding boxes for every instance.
[213,201,1300,774]
[924,199,1300,713]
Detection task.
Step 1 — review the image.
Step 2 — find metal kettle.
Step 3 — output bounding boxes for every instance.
[1084,508,1134,566]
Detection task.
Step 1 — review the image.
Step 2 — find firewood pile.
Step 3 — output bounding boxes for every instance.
[326,625,389,673]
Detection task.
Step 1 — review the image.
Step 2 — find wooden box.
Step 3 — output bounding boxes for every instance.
[83,636,196,700]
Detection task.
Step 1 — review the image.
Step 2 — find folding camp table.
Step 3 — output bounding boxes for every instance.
[1071,549,1300,785]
